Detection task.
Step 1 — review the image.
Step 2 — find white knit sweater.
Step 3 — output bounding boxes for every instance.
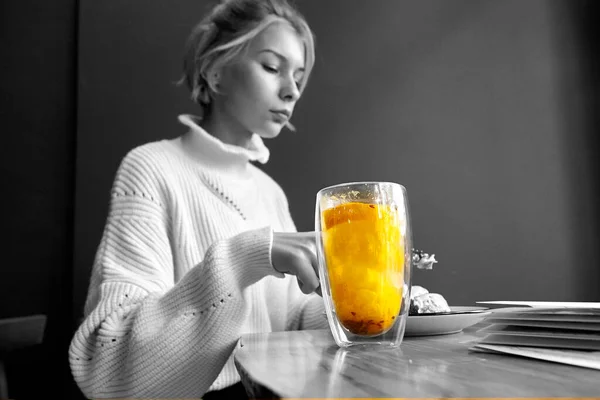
[69,114,327,399]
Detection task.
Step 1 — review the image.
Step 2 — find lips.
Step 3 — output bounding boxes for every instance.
[270,109,291,119]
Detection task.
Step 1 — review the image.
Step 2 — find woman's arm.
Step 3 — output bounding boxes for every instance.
[70,159,280,399]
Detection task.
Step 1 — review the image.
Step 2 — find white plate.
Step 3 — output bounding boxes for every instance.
[405,306,491,337]
[476,301,600,309]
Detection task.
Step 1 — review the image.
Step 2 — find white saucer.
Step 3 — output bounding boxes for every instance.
[405,306,491,337]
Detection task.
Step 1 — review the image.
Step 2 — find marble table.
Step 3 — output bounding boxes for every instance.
[234,328,600,398]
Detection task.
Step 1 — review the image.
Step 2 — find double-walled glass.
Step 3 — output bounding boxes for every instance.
[315,182,412,348]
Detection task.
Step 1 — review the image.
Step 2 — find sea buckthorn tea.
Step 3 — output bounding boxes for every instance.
[315,182,412,348]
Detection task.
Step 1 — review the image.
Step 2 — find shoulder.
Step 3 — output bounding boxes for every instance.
[116,138,186,178]
[112,139,182,198]
[119,140,178,171]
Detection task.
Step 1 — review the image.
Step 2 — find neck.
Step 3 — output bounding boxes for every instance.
[199,107,254,149]
[176,114,271,173]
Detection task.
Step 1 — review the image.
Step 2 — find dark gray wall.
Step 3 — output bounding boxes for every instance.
[1,0,80,397]
[74,0,599,322]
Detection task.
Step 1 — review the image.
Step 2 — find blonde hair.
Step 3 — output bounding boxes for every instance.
[179,0,315,111]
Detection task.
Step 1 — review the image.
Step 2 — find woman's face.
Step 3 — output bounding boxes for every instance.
[213,21,306,139]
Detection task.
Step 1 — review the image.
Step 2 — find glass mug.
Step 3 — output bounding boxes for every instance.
[315,182,412,348]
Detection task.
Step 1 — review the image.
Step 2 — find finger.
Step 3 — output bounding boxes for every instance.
[315,285,322,297]
[299,231,319,276]
[299,231,317,251]
[296,274,319,294]
[294,262,320,295]
[306,247,319,277]
[297,277,319,294]
[302,233,321,291]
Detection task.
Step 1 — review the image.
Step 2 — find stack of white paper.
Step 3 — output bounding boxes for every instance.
[470,301,600,370]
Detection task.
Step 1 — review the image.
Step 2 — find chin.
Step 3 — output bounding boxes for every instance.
[255,123,283,139]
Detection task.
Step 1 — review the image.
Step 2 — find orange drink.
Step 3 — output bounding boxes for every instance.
[322,202,404,335]
[316,182,412,348]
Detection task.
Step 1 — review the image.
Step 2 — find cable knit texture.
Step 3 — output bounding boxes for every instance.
[69,114,327,399]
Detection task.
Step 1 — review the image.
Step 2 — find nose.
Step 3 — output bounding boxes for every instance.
[279,75,300,103]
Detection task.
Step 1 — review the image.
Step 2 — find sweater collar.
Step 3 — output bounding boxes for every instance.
[178,114,270,173]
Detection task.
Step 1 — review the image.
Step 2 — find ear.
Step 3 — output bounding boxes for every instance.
[212,71,221,88]
[200,68,222,104]
[208,67,223,91]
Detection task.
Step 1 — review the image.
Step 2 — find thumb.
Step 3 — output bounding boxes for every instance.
[315,285,322,297]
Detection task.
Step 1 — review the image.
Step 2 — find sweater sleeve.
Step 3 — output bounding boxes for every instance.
[69,155,280,399]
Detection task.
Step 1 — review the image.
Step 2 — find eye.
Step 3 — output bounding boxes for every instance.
[262,64,279,73]
[294,74,305,91]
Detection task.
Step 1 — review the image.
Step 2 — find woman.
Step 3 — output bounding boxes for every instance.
[69,0,326,398]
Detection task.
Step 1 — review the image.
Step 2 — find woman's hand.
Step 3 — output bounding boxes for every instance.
[272,232,322,296]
